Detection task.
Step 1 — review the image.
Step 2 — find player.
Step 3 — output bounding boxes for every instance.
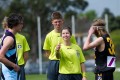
[83,19,116,80]
[0,13,23,80]
[1,16,30,80]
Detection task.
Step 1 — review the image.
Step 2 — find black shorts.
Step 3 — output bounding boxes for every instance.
[95,71,114,80]
[47,60,59,80]
[58,74,82,80]
[18,65,26,80]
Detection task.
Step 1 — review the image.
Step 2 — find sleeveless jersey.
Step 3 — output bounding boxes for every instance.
[0,30,17,70]
[95,34,116,73]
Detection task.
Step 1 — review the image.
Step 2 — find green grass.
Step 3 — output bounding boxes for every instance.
[26,74,47,80]
[116,61,120,67]
[26,72,120,80]
[26,61,120,80]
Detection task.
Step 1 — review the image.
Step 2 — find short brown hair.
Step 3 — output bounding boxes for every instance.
[51,11,62,20]
[92,19,106,26]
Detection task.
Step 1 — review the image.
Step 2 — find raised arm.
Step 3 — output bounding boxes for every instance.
[83,26,103,50]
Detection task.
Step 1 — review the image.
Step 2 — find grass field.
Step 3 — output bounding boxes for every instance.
[26,60,120,80]
[26,72,120,80]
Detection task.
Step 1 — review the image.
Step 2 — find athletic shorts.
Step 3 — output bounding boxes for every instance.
[18,65,26,80]
[95,71,114,80]
[2,63,18,80]
[58,74,82,80]
[47,60,59,80]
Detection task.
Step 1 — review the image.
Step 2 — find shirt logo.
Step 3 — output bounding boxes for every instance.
[107,56,116,67]
[17,44,22,49]
[57,36,60,37]
[67,48,71,49]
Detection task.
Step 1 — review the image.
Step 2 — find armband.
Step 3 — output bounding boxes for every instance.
[82,72,86,77]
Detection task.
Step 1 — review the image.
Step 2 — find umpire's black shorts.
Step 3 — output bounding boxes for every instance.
[47,60,59,80]
[58,74,82,80]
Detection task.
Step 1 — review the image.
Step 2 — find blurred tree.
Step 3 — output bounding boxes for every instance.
[101,8,120,32]
[64,11,77,19]
[4,0,51,54]
[114,16,120,30]
[48,0,88,16]
[0,7,5,25]
[85,10,97,20]
[101,8,114,32]
[79,10,97,20]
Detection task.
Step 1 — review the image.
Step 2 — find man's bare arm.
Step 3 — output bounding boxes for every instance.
[23,51,29,65]
[44,50,50,59]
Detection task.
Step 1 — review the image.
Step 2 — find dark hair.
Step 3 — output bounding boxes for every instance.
[62,27,72,35]
[51,11,62,20]
[7,13,23,29]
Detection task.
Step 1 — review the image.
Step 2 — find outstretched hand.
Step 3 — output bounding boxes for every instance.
[56,43,61,58]
[56,43,61,51]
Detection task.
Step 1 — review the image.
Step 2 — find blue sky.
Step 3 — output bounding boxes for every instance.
[84,0,120,17]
